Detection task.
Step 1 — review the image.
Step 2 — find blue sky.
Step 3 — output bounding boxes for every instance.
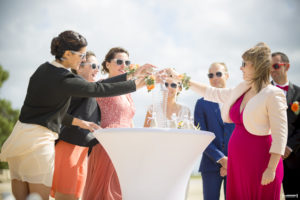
[0,0,300,127]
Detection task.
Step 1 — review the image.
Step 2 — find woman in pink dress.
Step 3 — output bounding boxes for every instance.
[82,47,135,200]
[169,42,287,199]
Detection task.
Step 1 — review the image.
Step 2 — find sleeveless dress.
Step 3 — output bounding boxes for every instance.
[227,94,283,199]
[82,94,135,200]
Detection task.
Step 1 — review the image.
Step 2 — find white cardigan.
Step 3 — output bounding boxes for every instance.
[202,81,288,155]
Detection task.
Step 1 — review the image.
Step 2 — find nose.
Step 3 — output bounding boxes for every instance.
[120,63,125,69]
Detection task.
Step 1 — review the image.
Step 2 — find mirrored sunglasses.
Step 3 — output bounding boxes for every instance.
[208,71,223,79]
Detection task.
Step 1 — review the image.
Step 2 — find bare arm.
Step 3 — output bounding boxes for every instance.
[189,80,208,96]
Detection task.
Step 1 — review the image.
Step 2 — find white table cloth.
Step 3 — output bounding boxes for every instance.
[93,128,215,200]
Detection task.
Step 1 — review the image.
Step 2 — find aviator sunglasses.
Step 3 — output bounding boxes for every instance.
[272,63,289,70]
[165,82,179,88]
[81,62,100,69]
[113,59,131,66]
[208,71,223,79]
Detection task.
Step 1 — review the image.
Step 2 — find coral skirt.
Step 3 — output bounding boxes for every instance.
[51,140,88,198]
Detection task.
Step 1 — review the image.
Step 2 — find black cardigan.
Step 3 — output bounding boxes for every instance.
[19,62,136,133]
[58,75,127,147]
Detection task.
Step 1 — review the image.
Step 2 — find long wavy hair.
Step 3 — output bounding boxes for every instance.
[242,42,271,92]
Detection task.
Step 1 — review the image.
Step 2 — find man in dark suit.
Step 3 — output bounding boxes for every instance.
[194,62,235,200]
[271,52,300,198]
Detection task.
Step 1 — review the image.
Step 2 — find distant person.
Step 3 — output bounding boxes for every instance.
[194,62,234,200]
[0,30,154,200]
[270,52,300,197]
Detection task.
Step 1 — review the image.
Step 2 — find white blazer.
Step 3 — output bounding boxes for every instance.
[203,81,288,155]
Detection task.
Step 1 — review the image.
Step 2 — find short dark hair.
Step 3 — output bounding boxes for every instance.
[101,47,129,74]
[71,50,96,74]
[51,30,87,60]
[272,52,289,63]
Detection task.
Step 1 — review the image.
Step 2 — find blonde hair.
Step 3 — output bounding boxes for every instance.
[242,42,271,92]
[210,62,228,72]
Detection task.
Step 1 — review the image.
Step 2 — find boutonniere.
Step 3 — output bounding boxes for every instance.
[291,101,300,115]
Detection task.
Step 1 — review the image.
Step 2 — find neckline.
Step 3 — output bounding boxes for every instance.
[239,84,271,114]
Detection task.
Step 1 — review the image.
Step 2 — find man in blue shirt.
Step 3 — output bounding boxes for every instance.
[194,62,235,200]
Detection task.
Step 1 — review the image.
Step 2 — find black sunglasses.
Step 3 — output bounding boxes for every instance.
[208,72,223,79]
[165,82,178,88]
[114,59,131,66]
[90,63,100,69]
[242,61,246,67]
[81,62,100,69]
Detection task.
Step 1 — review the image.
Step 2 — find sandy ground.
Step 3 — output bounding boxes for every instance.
[0,170,286,200]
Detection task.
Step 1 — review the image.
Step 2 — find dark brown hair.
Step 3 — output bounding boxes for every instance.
[51,30,87,60]
[271,52,289,63]
[101,47,129,74]
[71,51,96,74]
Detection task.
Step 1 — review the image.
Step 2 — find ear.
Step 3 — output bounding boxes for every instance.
[285,63,290,71]
[62,50,72,60]
[106,61,110,70]
[225,72,229,80]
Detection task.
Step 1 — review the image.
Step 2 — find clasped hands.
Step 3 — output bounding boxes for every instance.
[131,65,182,89]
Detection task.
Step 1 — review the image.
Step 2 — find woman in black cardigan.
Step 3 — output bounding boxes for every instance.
[0,30,154,200]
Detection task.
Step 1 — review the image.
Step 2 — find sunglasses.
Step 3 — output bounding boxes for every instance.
[208,72,223,79]
[113,59,131,66]
[165,82,178,88]
[272,63,289,70]
[81,62,100,69]
[70,50,86,59]
[242,61,246,67]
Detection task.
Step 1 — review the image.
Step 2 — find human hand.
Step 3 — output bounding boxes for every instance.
[220,166,227,177]
[133,64,156,78]
[164,68,181,79]
[73,118,101,132]
[261,167,276,185]
[282,147,292,160]
[219,156,228,169]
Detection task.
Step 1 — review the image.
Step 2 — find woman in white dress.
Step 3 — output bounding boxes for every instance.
[144,77,191,127]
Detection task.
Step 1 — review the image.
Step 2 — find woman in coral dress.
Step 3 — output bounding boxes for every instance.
[82,47,136,200]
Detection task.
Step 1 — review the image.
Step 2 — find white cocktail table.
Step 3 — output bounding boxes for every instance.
[93,128,215,200]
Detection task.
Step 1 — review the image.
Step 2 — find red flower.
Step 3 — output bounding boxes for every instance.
[291,101,299,115]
